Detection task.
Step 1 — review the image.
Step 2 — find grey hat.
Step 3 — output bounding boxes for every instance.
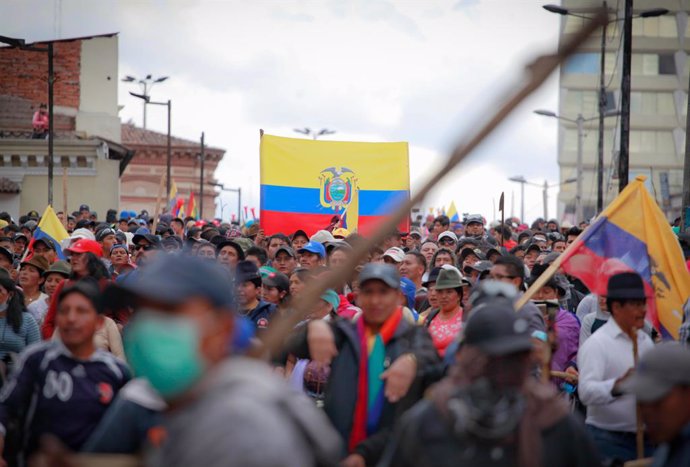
[464,260,493,275]
[463,302,532,356]
[464,214,484,226]
[435,267,465,290]
[275,245,297,258]
[44,260,71,278]
[358,263,400,289]
[620,342,690,402]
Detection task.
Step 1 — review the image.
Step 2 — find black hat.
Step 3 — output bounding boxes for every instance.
[463,302,532,356]
[26,210,40,220]
[525,243,542,255]
[606,272,647,300]
[358,263,400,289]
[460,248,485,262]
[423,266,443,287]
[33,237,56,251]
[0,247,13,264]
[292,229,309,241]
[275,245,296,258]
[102,255,236,311]
[236,260,261,283]
[79,204,90,212]
[262,270,290,292]
[75,219,94,230]
[216,240,245,261]
[133,233,161,247]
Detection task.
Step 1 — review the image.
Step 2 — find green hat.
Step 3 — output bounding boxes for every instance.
[232,237,254,254]
[44,260,71,278]
[320,289,340,311]
[434,267,466,290]
[259,266,277,279]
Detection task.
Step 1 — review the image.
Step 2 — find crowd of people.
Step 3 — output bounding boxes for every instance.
[0,204,688,467]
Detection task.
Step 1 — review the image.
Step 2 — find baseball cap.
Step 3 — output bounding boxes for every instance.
[358,263,400,289]
[275,245,296,258]
[66,238,103,257]
[236,260,261,283]
[133,232,162,248]
[463,302,532,356]
[292,229,309,241]
[438,231,458,243]
[310,230,336,244]
[332,228,350,239]
[620,342,690,402]
[383,247,405,263]
[463,260,493,275]
[103,254,235,311]
[299,241,326,258]
[408,228,423,239]
[464,214,484,225]
[262,270,290,292]
[79,204,90,212]
[320,289,341,311]
[0,247,13,264]
[96,228,117,242]
[33,238,56,251]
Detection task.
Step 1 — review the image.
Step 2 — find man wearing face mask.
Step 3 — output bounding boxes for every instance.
[379,301,600,467]
[102,254,341,467]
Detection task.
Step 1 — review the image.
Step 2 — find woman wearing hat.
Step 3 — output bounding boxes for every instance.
[422,267,468,357]
[18,256,49,308]
[27,260,71,327]
[0,275,40,370]
[41,239,111,339]
[109,244,135,279]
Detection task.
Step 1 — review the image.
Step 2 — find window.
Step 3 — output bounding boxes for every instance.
[659,54,676,75]
[634,15,677,38]
[564,53,600,74]
[630,92,675,116]
[629,131,676,153]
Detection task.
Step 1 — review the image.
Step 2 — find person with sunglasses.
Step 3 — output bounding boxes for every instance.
[132,233,162,267]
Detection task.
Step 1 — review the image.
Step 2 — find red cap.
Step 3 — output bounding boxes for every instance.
[66,238,103,257]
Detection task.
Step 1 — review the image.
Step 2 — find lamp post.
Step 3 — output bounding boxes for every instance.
[509,175,576,221]
[0,35,54,206]
[122,74,169,129]
[130,93,172,197]
[508,176,527,223]
[293,128,336,140]
[534,109,619,221]
[210,182,242,223]
[542,4,668,203]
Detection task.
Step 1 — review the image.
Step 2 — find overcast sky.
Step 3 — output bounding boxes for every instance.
[2,0,566,223]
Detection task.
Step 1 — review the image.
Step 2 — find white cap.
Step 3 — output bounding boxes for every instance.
[438,231,458,243]
[310,230,336,244]
[60,228,95,250]
[383,247,406,263]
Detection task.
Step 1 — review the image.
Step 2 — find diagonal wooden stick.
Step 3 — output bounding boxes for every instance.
[254,10,608,357]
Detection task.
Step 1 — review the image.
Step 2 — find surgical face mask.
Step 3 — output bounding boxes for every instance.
[124,310,206,400]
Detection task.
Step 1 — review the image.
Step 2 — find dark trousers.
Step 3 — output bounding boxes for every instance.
[586,424,654,464]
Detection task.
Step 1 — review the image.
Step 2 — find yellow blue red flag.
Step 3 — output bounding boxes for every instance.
[260,135,410,236]
[29,206,69,260]
[560,176,690,339]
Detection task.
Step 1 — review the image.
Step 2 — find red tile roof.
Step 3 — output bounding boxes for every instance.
[120,123,223,152]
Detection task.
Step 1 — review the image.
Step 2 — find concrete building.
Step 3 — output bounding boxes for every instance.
[120,123,224,218]
[555,0,689,222]
[0,33,126,220]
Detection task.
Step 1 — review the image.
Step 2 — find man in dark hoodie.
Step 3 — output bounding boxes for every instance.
[236,260,276,330]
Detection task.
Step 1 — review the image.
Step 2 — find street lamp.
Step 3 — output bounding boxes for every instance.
[534,109,620,221]
[542,4,669,202]
[122,74,169,129]
[209,182,242,223]
[0,35,55,206]
[130,93,172,198]
[293,128,336,140]
[509,176,577,222]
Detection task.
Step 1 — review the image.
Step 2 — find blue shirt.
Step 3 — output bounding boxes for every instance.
[0,313,41,360]
[0,340,130,454]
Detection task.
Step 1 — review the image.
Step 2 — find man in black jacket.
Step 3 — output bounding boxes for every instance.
[287,263,440,467]
[378,301,601,467]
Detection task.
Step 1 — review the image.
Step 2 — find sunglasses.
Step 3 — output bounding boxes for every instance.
[135,244,154,251]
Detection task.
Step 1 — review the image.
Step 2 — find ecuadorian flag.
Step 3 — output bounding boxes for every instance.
[29,206,69,260]
[260,135,410,236]
[560,176,690,339]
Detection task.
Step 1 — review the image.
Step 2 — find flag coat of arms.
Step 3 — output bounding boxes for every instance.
[260,135,410,236]
[560,176,690,339]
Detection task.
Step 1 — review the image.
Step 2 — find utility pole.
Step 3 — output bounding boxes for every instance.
[199,132,205,219]
[47,42,54,206]
[597,1,608,212]
[618,0,633,192]
[576,113,584,222]
[543,180,549,220]
[166,100,172,198]
[682,71,690,231]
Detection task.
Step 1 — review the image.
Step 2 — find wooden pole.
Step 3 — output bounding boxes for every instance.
[152,172,166,234]
[254,13,607,358]
[62,166,68,229]
[631,327,644,459]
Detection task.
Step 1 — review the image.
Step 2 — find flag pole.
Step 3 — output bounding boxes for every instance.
[499,192,505,248]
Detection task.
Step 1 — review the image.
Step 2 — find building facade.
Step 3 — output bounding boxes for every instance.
[0,34,125,219]
[556,0,689,222]
[120,123,224,218]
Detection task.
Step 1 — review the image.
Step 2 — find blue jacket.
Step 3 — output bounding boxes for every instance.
[0,341,130,455]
